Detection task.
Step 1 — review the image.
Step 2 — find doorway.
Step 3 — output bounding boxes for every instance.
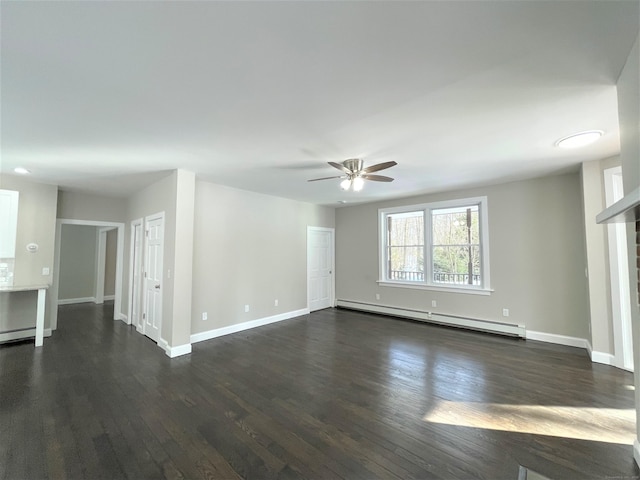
[52,219,125,330]
[307,226,335,312]
[604,166,633,372]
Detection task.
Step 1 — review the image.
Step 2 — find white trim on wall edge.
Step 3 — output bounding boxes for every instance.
[104,295,115,301]
[0,328,52,343]
[58,297,96,305]
[191,308,310,344]
[634,439,640,469]
[336,300,525,337]
[119,313,128,324]
[525,330,589,349]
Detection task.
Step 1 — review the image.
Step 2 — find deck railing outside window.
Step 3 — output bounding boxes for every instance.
[389,270,481,285]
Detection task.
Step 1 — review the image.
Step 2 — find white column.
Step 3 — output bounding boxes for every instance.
[35,287,46,347]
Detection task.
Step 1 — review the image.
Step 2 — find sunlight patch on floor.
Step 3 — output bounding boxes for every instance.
[423,400,636,445]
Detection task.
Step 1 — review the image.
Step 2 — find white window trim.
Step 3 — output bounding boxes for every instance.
[378,196,491,295]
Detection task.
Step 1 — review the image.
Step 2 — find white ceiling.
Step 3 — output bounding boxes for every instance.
[1,1,638,206]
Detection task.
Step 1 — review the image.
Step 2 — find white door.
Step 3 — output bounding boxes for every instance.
[308,227,334,311]
[131,221,143,331]
[143,215,164,342]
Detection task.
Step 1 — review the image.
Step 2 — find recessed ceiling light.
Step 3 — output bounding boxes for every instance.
[14,167,31,175]
[555,130,603,149]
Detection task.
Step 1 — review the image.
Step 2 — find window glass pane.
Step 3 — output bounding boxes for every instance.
[388,211,424,246]
[432,205,478,246]
[432,245,481,285]
[387,212,424,281]
[388,246,424,281]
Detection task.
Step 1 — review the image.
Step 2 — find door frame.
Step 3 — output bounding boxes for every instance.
[604,166,634,372]
[52,219,125,330]
[94,226,117,305]
[307,226,336,311]
[127,218,143,330]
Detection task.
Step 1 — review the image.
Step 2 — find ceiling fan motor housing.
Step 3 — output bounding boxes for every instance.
[343,158,364,173]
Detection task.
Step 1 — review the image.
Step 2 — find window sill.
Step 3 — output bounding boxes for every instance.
[377,281,493,296]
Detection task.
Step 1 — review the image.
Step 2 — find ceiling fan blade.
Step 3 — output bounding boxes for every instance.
[307,175,345,182]
[361,174,394,182]
[328,161,352,174]
[361,161,397,174]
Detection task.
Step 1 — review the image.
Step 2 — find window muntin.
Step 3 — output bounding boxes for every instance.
[379,198,489,292]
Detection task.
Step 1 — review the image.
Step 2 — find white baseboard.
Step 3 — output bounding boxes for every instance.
[165,343,192,358]
[157,338,192,358]
[118,313,128,324]
[590,350,615,366]
[634,439,640,469]
[0,328,52,343]
[336,300,525,337]
[525,330,589,349]
[58,297,96,305]
[545,336,616,366]
[191,307,310,344]
[104,295,115,301]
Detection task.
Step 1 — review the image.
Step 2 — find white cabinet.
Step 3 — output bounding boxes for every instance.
[0,189,19,286]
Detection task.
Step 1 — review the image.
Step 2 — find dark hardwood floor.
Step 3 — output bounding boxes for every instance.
[1,303,638,480]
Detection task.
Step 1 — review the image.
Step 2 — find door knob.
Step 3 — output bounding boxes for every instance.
[155,284,160,289]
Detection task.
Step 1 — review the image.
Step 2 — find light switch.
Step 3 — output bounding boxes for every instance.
[42,267,50,275]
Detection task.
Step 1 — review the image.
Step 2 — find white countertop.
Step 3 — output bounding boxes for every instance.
[596,186,640,224]
[0,284,50,293]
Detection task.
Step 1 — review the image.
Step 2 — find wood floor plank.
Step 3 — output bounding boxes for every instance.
[1,303,638,480]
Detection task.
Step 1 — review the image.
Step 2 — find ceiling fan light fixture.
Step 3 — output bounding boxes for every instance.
[308,158,397,191]
[555,130,603,149]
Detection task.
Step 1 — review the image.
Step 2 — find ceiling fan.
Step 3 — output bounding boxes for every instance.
[308,159,397,191]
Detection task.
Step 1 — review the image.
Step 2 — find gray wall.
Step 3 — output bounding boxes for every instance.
[0,175,58,287]
[0,175,58,331]
[191,181,335,334]
[58,225,97,300]
[126,170,193,348]
[57,190,127,223]
[336,172,589,339]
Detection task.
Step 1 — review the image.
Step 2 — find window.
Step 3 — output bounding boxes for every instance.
[379,197,490,294]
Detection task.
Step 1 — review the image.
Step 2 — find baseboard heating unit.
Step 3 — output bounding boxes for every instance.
[336,299,525,338]
[0,327,52,343]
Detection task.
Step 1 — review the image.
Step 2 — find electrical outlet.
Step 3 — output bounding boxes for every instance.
[202,312,207,321]
[502,308,510,317]
[431,300,437,307]
[375,293,380,300]
[42,267,50,276]
[245,305,250,313]
[274,299,278,307]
